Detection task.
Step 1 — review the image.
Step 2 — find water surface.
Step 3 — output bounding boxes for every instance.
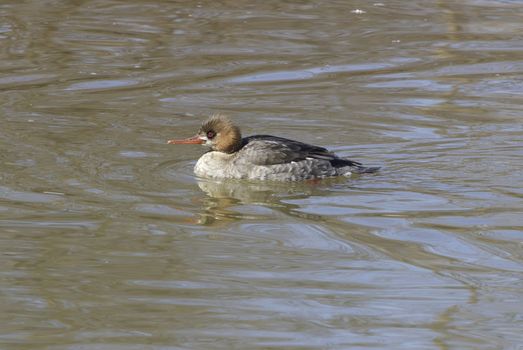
[1,1,523,349]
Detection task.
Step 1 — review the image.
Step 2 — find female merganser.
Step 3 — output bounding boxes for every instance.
[167,114,379,181]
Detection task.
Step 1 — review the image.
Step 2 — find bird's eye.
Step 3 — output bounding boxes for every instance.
[207,131,215,139]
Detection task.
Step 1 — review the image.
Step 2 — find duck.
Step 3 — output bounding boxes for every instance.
[167,114,379,181]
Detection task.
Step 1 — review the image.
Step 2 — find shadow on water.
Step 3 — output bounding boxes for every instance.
[195,176,359,224]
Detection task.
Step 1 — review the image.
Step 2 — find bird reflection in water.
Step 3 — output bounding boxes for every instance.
[194,176,352,226]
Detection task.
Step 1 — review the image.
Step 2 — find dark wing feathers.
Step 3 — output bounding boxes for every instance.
[240,135,362,167]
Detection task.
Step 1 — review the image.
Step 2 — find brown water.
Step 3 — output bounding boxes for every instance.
[1,1,523,349]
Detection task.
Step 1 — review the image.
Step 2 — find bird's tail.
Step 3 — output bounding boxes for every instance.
[330,158,380,174]
[352,165,380,174]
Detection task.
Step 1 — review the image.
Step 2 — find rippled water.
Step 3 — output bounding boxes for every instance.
[1,1,523,349]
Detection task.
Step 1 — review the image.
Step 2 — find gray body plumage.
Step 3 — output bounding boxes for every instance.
[194,135,378,181]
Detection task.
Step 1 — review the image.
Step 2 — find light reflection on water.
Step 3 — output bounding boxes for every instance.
[1,0,523,349]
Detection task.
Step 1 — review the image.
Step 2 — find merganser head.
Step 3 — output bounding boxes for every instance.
[167,114,242,154]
